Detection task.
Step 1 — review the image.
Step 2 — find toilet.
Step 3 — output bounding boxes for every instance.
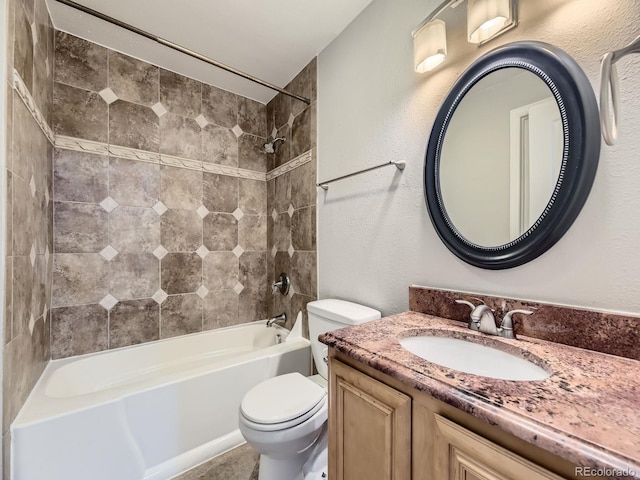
[238,299,381,480]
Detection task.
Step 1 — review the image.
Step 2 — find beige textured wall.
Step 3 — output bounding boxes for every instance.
[3,0,55,476]
[318,0,640,315]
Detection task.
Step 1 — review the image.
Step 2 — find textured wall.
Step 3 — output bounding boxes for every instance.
[266,59,318,331]
[318,0,640,315]
[50,32,274,358]
[3,0,55,475]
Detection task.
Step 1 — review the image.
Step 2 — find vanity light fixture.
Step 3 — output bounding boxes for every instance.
[413,19,448,73]
[467,0,517,45]
[413,0,518,74]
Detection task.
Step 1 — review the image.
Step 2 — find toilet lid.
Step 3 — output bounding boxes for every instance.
[240,373,326,424]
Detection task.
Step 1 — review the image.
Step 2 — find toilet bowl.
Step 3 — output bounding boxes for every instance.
[238,299,381,480]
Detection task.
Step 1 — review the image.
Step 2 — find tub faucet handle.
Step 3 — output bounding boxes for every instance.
[271,273,290,296]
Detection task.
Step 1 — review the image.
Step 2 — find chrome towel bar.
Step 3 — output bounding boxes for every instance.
[317,161,406,190]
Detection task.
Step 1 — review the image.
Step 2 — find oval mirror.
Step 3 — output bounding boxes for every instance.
[425,41,600,269]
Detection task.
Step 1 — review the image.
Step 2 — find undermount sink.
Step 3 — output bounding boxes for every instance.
[399,335,550,381]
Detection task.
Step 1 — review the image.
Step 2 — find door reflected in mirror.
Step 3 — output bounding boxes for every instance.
[439,68,563,247]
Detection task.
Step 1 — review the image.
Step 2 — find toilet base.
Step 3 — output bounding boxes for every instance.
[257,426,328,480]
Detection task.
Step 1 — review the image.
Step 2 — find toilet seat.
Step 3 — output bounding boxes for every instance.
[240,373,327,432]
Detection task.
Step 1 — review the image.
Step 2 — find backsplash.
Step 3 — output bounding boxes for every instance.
[409,286,640,360]
[50,32,318,358]
[3,0,55,473]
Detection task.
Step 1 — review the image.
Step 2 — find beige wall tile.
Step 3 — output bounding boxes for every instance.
[202,84,238,129]
[52,253,108,307]
[109,100,160,152]
[203,173,238,214]
[53,149,109,203]
[54,31,107,92]
[51,304,108,358]
[109,299,159,349]
[160,69,201,118]
[161,294,202,338]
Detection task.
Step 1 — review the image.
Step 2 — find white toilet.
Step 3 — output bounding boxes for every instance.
[238,299,381,480]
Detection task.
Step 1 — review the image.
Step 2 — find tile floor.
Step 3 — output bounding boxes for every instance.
[174,444,259,480]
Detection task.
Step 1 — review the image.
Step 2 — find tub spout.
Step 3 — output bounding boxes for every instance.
[266,313,287,327]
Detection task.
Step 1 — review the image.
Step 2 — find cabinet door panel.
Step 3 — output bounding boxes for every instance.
[433,414,565,480]
[329,359,411,480]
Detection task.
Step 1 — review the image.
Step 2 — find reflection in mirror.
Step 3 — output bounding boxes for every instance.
[439,68,563,247]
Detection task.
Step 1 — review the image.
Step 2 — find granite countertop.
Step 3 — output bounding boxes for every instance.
[319,311,640,479]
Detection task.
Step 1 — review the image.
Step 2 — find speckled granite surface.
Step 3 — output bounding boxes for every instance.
[409,286,640,360]
[320,312,640,479]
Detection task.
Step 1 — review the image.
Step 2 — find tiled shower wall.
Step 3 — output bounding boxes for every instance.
[266,61,318,329]
[50,32,318,357]
[3,0,55,474]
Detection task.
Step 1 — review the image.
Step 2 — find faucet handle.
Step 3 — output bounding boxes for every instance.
[499,309,532,339]
[455,299,483,331]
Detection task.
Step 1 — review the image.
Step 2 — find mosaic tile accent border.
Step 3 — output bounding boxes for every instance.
[16,66,310,182]
[55,135,270,181]
[266,150,312,181]
[13,69,55,144]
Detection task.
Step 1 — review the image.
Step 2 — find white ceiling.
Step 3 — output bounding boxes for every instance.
[46,0,373,103]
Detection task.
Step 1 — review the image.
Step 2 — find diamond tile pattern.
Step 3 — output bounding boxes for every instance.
[152,289,168,304]
[100,245,119,261]
[100,196,119,213]
[196,205,210,219]
[153,245,168,260]
[195,114,208,129]
[99,294,119,311]
[28,314,35,335]
[30,176,36,197]
[99,88,118,105]
[151,102,168,117]
[196,245,209,259]
[196,285,209,299]
[153,201,168,216]
[232,208,244,221]
[44,48,318,361]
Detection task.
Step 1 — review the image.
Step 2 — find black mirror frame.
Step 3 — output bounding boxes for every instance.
[424,41,601,269]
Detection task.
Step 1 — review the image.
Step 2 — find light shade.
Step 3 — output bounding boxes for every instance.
[413,19,447,73]
[467,0,513,44]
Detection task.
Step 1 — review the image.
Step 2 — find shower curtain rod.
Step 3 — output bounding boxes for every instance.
[53,0,311,105]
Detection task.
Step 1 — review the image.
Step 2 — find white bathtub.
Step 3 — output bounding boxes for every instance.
[11,320,311,480]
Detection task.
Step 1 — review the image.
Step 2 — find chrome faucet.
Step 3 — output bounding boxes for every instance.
[266,313,287,327]
[272,273,290,296]
[455,299,532,339]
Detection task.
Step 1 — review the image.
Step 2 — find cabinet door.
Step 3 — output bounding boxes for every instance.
[433,414,565,480]
[329,359,411,480]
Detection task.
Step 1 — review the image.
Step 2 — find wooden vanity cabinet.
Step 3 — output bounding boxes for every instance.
[329,353,586,480]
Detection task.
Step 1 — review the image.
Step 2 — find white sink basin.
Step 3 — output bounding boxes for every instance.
[399,335,550,381]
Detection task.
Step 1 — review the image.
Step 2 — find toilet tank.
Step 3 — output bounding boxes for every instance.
[307,299,381,379]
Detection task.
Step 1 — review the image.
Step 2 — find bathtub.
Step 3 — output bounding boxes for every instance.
[11,320,311,480]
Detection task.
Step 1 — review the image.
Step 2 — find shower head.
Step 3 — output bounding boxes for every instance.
[264,137,286,154]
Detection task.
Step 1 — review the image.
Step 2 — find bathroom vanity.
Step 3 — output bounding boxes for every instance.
[320,290,640,480]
